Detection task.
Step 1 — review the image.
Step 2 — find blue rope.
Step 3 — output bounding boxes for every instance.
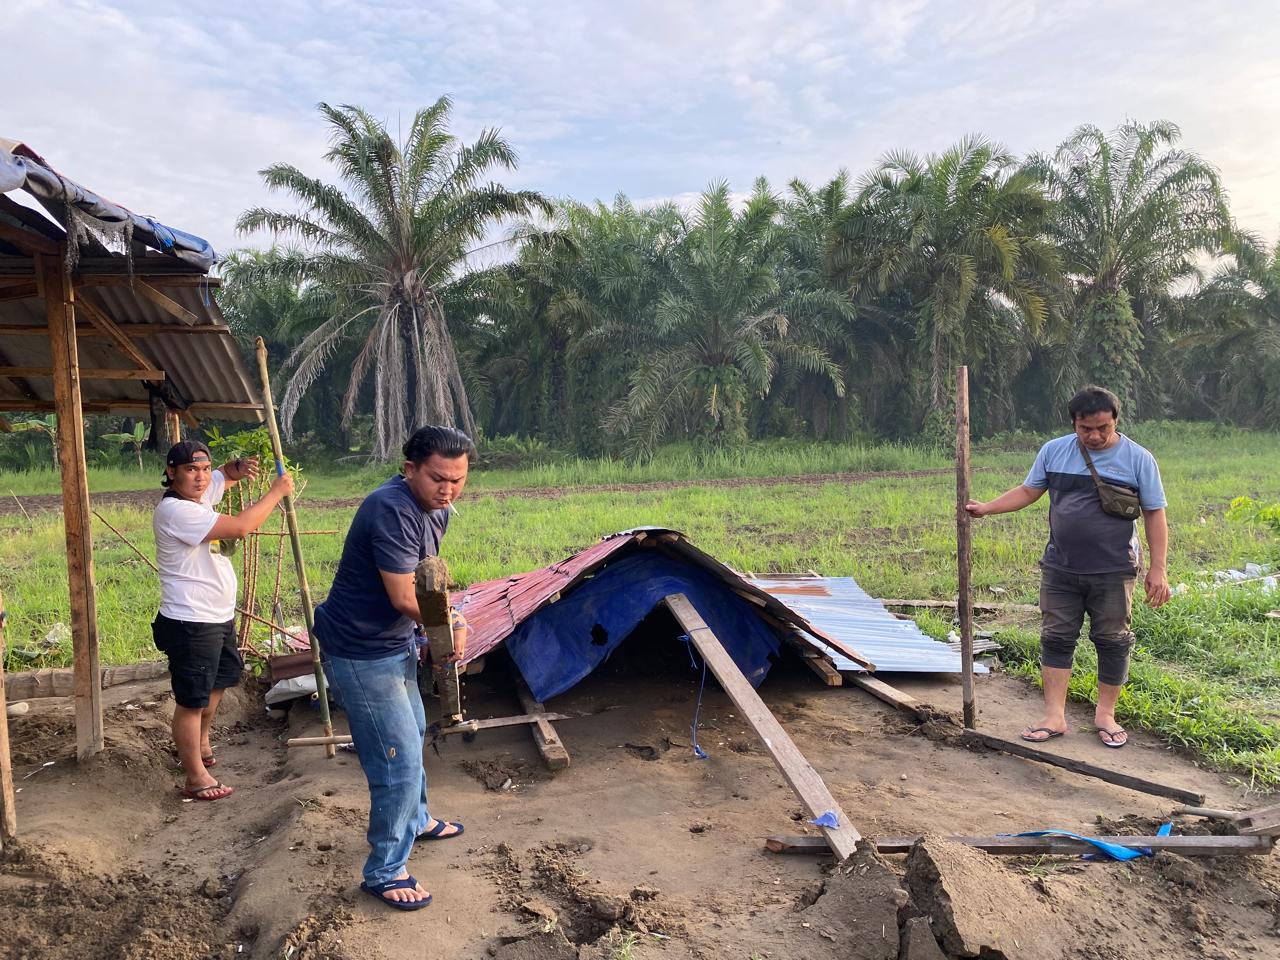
[678,634,709,760]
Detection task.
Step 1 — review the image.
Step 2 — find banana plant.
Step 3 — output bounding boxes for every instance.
[7,414,58,469]
[101,421,149,471]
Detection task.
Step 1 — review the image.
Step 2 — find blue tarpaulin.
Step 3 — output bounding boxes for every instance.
[505,551,782,702]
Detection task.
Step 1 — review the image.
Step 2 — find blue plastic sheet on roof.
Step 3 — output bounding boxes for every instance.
[506,551,782,702]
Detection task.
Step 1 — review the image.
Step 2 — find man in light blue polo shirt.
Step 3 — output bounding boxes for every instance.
[966,386,1170,749]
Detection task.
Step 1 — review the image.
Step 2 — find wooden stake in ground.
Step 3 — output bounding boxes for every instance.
[955,365,976,729]
[254,338,335,758]
[0,587,18,848]
[40,252,104,759]
[664,593,861,860]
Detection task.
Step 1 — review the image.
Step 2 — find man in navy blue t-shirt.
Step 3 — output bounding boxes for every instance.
[966,386,1171,750]
[315,425,475,911]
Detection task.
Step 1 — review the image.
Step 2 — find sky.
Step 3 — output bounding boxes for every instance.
[4,0,1279,258]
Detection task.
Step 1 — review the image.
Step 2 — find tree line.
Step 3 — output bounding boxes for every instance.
[221,98,1280,461]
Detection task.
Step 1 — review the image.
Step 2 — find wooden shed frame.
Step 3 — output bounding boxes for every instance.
[0,140,264,797]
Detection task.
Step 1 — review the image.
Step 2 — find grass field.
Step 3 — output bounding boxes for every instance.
[2,422,1279,785]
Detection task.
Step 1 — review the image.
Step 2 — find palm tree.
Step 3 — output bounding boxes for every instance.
[1178,233,1280,424]
[236,98,552,460]
[1027,120,1231,412]
[605,181,844,458]
[829,137,1060,436]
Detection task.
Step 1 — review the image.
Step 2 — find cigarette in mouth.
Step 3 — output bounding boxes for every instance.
[447,502,460,517]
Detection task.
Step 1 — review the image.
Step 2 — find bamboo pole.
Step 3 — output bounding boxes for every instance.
[0,587,17,847]
[956,365,975,729]
[254,339,335,758]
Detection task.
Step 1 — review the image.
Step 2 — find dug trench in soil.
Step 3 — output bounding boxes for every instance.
[2,652,1278,959]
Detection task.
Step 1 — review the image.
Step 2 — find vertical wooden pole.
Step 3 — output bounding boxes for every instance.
[0,587,17,847]
[254,339,335,758]
[956,366,975,729]
[165,408,182,447]
[40,253,104,758]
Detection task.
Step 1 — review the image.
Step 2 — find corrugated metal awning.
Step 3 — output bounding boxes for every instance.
[744,574,989,674]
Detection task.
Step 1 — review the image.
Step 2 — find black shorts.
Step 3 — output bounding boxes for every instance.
[152,613,243,708]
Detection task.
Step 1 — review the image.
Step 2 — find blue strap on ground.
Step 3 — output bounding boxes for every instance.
[810,811,840,829]
[1008,822,1174,861]
[679,634,709,759]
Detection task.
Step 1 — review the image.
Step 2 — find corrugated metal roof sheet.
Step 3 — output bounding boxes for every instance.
[0,140,261,421]
[451,528,876,671]
[744,574,989,675]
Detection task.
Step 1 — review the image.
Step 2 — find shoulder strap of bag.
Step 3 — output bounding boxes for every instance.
[1076,438,1105,490]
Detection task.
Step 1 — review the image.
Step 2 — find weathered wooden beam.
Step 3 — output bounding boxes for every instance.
[783,635,842,686]
[0,220,59,256]
[130,280,200,325]
[665,592,862,860]
[514,675,570,771]
[0,587,18,847]
[962,731,1205,805]
[74,273,220,288]
[0,283,38,303]
[1,661,170,702]
[0,367,166,381]
[0,323,232,337]
[0,399,260,415]
[878,598,1041,614]
[766,834,1273,857]
[848,674,930,719]
[165,408,182,446]
[73,295,158,373]
[38,253,104,759]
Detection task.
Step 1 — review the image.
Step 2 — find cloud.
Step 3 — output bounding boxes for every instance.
[2,0,1277,258]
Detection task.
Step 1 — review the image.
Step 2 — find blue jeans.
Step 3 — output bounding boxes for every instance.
[322,647,430,886]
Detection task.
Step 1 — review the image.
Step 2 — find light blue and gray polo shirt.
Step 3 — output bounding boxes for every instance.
[1024,434,1166,576]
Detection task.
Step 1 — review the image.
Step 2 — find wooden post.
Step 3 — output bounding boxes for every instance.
[0,587,18,848]
[165,408,182,446]
[955,365,975,729]
[39,253,104,759]
[665,593,862,860]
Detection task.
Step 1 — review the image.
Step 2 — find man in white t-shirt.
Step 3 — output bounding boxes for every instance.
[153,441,293,801]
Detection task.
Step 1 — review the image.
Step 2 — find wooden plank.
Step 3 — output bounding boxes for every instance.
[0,587,18,847]
[130,280,200,325]
[766,834,1273,857]
[1,660,170,701]
[74,273,220,288]
[962,731,1205,805]
[955,366,975,728]
[73,295,158,373]
[0,283,38,303]
[39,253,104,759]
[0,367,166,381]
[783,635,842,686]
[0,323,232,337]
[1239,813,1280,836]
[0,220,59,255]
[165,408,182,446]
[514,675,570,771]
[0,399,260,415]
[879,598,1041,614]
[665,592,861,860]
[847,674,929,719]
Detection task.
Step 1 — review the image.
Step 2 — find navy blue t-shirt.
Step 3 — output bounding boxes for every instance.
[314,476,449,660]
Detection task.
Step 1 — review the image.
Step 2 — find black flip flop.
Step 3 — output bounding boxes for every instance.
[1019,727,1065,743]
[360,876,433,911]
[415,820,464,842]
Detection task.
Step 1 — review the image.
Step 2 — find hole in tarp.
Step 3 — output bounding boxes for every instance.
[590,623,609,646]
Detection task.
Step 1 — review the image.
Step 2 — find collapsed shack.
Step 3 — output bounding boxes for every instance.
[273,527,1277,865]
[0,138,264,848]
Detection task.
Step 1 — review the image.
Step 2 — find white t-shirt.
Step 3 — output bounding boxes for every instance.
[153,470,237,623]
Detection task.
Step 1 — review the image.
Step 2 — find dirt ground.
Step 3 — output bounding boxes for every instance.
[3,656,1277,960]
